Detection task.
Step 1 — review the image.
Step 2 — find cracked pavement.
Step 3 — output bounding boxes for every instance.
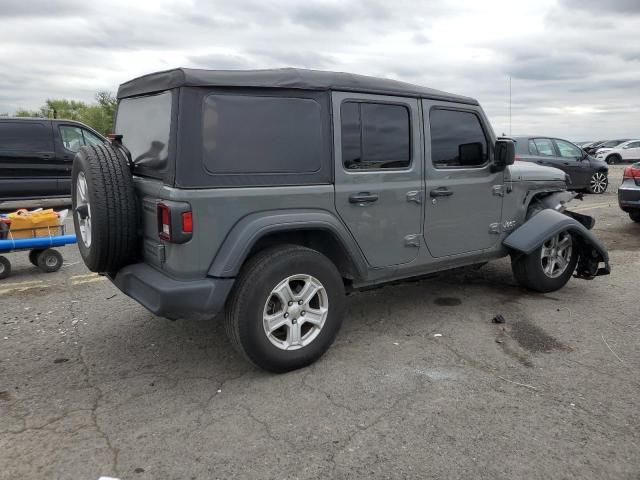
[1,166,639,479]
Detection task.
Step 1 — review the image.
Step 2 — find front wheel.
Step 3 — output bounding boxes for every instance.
[225,245,345,373]
[588,171,608,194]
[630,211,640,223]
[511,231,579,293]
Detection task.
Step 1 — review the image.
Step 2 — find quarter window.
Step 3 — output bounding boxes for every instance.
[341,101,410,170]
[430,109,488,168]
[528,139,538,155]
[533,138,555,157]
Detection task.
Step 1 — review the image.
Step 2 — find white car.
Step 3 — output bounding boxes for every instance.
[596,139,640,164]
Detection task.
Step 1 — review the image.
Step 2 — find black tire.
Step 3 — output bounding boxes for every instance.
[29,249,43,266]
[605,154,620,165]
[71,144,138,273]
[225,245,346,373]
[511,231,579,293]
[587,171,608,194]
[0,256,11,280]
[630,211,640,223]
[36,249,63,273]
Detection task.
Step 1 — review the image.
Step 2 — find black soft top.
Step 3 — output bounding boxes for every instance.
[117,67,478,105]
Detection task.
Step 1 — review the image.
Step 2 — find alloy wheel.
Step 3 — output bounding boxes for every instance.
[540,232,573,278]
[263,274,329,351]
[590,172,608,194]
[75,172,92,247]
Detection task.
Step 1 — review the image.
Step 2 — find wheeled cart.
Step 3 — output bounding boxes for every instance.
[0,226,77,280]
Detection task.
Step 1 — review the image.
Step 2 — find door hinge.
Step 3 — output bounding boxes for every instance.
[489,223,501,234]
[492,185,505,197]
[406,190,423,204]
[404,234,420,247]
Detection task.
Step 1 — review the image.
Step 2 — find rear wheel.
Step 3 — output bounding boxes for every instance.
[630,211,640,223]
[512,231,579,293]
[36,249,63,273]
[0,256,11,280]
[225,245,345,373]
[29,249,43,266]
[605,154,620,165]
[588,171,608,194]
[71,144,138,273]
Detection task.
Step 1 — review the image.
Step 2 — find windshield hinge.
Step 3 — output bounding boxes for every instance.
[406,190,423,204]
[404,234,420,247]
[492,185,505,197]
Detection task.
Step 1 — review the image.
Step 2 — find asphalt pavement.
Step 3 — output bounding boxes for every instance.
[1,166,638,480]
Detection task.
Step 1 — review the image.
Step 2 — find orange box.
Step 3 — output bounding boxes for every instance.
[8,209,61,239]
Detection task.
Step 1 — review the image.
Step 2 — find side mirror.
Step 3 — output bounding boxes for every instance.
[493,139,515,172]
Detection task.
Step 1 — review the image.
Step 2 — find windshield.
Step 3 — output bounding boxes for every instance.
[601,139,628,148]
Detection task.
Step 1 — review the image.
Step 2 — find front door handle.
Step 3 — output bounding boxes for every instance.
[349,192,379,204]
[430,187,453,198]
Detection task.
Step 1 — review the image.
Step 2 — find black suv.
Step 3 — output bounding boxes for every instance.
[512,136,609,194]
[0,118,106,201]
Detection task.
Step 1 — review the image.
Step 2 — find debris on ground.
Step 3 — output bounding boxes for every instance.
[492,314,506,324]
[433,333,442,338]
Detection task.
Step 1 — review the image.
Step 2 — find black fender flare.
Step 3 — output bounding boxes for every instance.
[208,209,369,279]
[503,209,610,278]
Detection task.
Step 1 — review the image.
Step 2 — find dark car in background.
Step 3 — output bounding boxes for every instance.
[618,163,640,222]
[583,140,608,156]
[0,117,106,201]
[513,136,609,194]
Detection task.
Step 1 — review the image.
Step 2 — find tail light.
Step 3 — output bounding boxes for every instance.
[158,203,171,240]
[514,155,521,161]
[623,165,640,185]
[157,202,192,243]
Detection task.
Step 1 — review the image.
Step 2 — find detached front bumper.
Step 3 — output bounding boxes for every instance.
[111,263,234,319]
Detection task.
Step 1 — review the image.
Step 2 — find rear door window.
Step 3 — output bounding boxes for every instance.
[341,101,411,170]
[202,94,323,175]
[532,138,555,156]
[0,121,52,152]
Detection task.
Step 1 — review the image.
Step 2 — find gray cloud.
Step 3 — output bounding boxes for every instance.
[0,0,638,141]
[559,0,640,14]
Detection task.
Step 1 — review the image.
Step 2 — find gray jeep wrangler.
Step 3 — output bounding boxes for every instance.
[71,68,610,372]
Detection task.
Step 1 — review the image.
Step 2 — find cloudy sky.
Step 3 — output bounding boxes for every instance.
[1,0,638,141]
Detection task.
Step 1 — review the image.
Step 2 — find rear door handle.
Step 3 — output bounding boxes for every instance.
[349,192,379,204]
[430,187,453,197]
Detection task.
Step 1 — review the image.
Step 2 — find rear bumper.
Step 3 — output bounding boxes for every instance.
[111,263,234,319]
[618,186,640,211]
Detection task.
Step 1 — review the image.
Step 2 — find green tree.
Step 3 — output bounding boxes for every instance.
[12,92,117,135]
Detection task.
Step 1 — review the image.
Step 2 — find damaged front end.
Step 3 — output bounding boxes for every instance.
[505,193,611,279]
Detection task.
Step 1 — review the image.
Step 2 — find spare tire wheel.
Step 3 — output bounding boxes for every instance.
[72,144,138,273]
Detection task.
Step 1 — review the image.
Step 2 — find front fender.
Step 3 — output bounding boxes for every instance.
[504,209,610,278]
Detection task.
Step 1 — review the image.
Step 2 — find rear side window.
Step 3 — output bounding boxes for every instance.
[341,101,410,170]
[0,121,52,151]
[116,91,172,170]
[528,139,538,155]
[430,109,488,168]
[533,138,555,156]
[202,94,322,175]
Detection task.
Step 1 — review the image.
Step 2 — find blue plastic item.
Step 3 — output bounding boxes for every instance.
[0,234,77,253]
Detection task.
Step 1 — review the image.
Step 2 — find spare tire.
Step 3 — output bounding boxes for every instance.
[71,144,138,273]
